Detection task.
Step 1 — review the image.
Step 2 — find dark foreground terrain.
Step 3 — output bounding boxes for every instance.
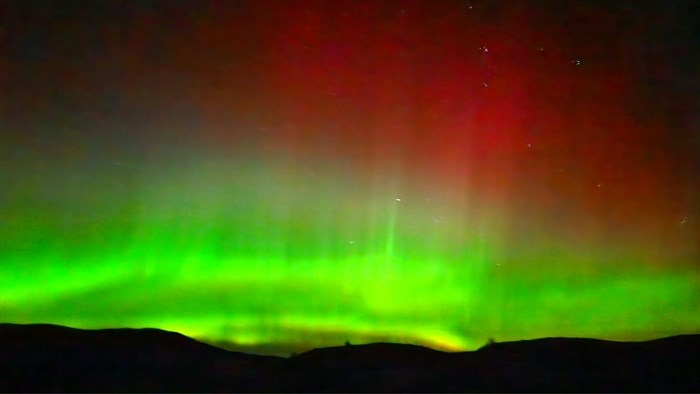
[1,323,698,392]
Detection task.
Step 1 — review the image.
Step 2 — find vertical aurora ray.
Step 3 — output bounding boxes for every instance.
[1,0,698,354]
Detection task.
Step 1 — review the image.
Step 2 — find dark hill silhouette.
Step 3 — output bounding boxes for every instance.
[1,323,698,392]
[0,323,284,392]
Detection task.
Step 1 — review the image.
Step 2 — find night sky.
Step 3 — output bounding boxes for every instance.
[1,0,698,355]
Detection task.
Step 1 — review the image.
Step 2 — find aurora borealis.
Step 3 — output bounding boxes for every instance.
[1,0,698,355]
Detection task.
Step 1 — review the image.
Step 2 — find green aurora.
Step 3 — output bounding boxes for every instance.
[2,151,698,354]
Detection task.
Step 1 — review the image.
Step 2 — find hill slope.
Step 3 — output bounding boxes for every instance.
[1,323,698,392]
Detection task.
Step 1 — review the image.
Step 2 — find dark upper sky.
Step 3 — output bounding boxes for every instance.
[2,0,698,132]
